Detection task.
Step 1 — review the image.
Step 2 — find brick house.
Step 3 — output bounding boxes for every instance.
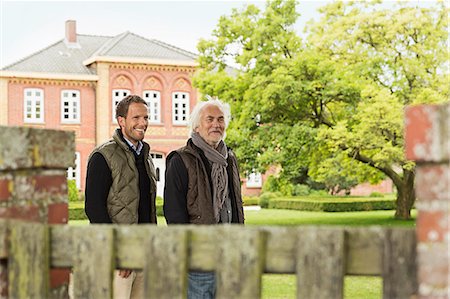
[0,20,262,197]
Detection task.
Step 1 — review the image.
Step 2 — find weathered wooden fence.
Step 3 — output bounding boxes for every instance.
[0,219,417,299]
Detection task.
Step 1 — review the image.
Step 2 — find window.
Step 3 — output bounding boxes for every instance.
[67,152,81,189]
[246,171,262,188]
[61,90,80,123]
[172,92,189,125]
[143,90,161,123]
[112,89,130,121]
[24,88,44,123]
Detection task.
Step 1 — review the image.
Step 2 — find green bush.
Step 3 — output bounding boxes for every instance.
[292,184,310,196]
[308,189,330,197]
[67,180,80,202]
[259,192,282,209]
[369,192,384,197]
[262,176,293,196]
[69,207,88,221]
[69,198,165,220]
[243,196,259,206]
[268,198,396,212]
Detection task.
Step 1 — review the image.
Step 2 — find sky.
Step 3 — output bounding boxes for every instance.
[0,0,326,68]
[0,0,442,69]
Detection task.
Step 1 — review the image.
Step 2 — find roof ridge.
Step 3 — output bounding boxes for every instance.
[128,32,197,58]
[90,31,130,57]
[77,33,115,39]
[150,38,198,58]
[2,39,64,70]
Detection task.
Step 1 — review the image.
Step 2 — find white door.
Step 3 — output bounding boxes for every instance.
[151,153,165,198]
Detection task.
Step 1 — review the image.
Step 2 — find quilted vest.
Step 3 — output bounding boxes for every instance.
[92,129,157,224]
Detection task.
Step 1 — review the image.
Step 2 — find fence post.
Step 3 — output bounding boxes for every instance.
[0,126,75,298]
[405,103,450,298]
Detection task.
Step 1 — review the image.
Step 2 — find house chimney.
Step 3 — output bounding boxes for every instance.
[65,20,77,43]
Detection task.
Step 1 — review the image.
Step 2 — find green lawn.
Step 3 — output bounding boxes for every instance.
[244,208,416,226]
[262,274,382,299]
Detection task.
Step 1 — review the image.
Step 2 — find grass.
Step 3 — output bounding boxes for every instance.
[262,274,382,299]
[245,208,416,226]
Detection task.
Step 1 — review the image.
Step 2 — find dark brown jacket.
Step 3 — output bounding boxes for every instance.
[163,139,244,224]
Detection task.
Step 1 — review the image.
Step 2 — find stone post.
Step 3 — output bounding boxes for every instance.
[0,126,75,298]
[405,103,450,298]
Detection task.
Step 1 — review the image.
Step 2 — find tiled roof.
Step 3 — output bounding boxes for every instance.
[2,32,198,75]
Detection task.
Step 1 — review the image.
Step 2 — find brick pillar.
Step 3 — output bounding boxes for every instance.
[0,126,75,298]
[405,103,450,298]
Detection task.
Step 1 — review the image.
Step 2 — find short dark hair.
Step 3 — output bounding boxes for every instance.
[116,95,147,119]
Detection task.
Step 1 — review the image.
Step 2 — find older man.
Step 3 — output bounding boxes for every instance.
[164,98,244,298]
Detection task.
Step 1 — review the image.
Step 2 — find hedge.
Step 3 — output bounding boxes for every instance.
[268,198,396,212]
[69,201,164,221]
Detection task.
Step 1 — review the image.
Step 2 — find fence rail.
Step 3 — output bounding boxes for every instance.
[0,219,417,299]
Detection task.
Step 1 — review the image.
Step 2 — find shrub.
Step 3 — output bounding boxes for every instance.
[308,189,330,197]
[67,180,80,202]
[156,196,164,216]
[369,192,384,197]
[262,176,293,196]
[243,196,259,206]
[69,206,88,221]
[292,184,310,196]
[259,192,282,209]
[268,198,396,212]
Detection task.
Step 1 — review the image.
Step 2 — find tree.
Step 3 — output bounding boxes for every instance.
[193,0,449,219]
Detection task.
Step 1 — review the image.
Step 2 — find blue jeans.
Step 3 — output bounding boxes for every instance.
[188,271,216,299]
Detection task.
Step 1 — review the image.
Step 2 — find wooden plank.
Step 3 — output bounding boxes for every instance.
[71,225,114,299]
[8,221,49,298]
[115,225,147,270]
[345,227,384,275]
[49,225,415,277]
[216,226,266,299]
[296,227,345,299]
[262,227,297,273]
[382,228,418,299]
[50,224,76,267]
[0,219,8,258]
[188,226,217,271]
[263,227,392,275]
[143,226,189,299]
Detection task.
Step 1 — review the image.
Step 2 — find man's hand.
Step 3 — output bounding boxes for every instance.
[118,269,132,278]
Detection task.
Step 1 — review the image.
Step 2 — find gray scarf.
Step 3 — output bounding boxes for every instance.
[191,132,228,223]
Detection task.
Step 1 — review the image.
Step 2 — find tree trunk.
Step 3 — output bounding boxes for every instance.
[393,169,416,220]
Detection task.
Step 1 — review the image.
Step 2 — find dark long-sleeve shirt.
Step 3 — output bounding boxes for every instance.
[163,152,190,223]
[85,152,113,223]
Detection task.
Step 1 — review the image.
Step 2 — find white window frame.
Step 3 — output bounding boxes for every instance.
[172,92,189,125]
[61,90,80,123]
[112,89,130,122]
[67,152,81,189]
[143,90,161,124]
[246,171,262,188]
[24,88,44,123]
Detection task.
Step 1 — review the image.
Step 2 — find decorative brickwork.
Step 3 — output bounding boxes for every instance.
[405,103,450,298]
[0,126,75,298]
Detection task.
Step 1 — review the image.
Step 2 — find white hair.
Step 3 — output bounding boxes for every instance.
[188,96,231,136]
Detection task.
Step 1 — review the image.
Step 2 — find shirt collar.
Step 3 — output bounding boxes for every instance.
[123,137,143,155]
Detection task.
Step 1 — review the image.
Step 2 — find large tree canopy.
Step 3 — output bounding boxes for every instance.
[193,0,449,219]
